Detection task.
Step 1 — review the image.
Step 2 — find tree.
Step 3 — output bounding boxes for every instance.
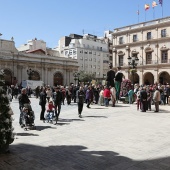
[0,69,14,153]
[78,71,95,84]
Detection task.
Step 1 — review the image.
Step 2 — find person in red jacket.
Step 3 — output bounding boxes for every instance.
[103,86,111,107]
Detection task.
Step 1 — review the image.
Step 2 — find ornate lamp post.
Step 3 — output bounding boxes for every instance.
[127,55,139,89]
[27,68,34,80]
[73,72,80,85]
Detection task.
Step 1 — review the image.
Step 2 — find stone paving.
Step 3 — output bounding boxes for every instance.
[0,97,170,170]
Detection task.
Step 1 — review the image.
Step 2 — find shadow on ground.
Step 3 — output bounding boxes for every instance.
[0,144,170,170]
[34,126,57,131]
[83,116,107,118]
[16,133,39,136]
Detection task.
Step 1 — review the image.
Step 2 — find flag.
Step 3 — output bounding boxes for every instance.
[137,10,139,15]
[152,1,158,8]
[145,4,150,10]
[159,0,163,6]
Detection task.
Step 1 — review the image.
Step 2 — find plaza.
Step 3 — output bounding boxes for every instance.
[0,97,170,170]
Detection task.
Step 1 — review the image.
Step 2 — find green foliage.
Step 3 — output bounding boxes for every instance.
[0,70,14,152]
[78,71,95,83]
[129,69,137,74]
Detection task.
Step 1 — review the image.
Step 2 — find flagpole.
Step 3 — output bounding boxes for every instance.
[162,3,163,18]
[138,5,139,23]
[153,7,155,19]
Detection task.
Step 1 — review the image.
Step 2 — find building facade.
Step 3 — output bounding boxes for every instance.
[58,34,110,81]
[0,38,78,87]
[109,16,170,85]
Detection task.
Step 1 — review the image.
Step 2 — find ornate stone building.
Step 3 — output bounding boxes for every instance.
[0,38,78,87]
[106,16,170,85]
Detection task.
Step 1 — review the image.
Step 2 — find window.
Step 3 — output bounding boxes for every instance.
[119,37,123,44]
[100,47,102,51]
[161,29,166,37]
[89,51,92,54]
[133,34,137,42]
[146,52,152,64]
[84,51,87,54]
[147,32,151,40]
[119,56,123,66]
[161,51,168,63]
[73,50,77,55]
[65,51,68,56]
[69,50,72,55]
[94,52,96,55]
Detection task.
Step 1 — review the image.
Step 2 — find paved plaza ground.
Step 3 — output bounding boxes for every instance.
[1,97,170,170]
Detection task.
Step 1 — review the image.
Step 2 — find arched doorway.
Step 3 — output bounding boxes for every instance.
[3,69,12,86]
[53,72,63,86]
[143,72,154,85]
[129,72,139,85]
[31,71,40,80]
[159,71,170,85]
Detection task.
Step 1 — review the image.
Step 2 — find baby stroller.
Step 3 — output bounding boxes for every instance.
[44,110,56,123]
[44,100,57,124]
[21,104,36,130]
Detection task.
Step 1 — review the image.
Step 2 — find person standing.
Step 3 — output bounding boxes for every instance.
[103,86,111,107]
[128,88,134,104]
[110,86,116,107]
[46,88,52,103]
[39,87,47,121]
[115,67,124,101]
[86,86,93,108]
[140,87,147,112]
[106,63,115,87]
[77,86,85,118]
[53,86,62,124]
[153,87,161,112]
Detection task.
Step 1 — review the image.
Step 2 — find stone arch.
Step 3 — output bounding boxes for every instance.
[129,72,139,85]
[31,70,40,80]
[159,71,170,85]
[143,72,154,85]
[53,72,63,86]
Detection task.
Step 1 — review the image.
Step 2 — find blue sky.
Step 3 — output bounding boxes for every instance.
[0,0,169,48]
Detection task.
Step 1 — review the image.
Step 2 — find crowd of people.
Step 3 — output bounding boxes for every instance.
[5,65,170,127]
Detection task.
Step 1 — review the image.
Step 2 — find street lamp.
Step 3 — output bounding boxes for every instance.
[128,55,139,89]
[27,68,34,80]
[73,72,80,85]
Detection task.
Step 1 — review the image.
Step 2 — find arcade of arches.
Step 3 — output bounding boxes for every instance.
[2,69,64,87]
[128,71,170,85]
[53,72,63,86]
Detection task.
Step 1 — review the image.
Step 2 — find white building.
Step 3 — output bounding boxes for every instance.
[0,37,78,86]
[106,16,170,85]
[58,34,110,80]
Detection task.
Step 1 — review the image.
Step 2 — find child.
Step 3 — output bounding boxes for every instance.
[45,100,55,122]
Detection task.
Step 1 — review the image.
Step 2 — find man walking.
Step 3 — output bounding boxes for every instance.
[77,86,85,118]
[18,88,31,126]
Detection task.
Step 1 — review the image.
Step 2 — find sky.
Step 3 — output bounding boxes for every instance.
[0,0,169,48]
